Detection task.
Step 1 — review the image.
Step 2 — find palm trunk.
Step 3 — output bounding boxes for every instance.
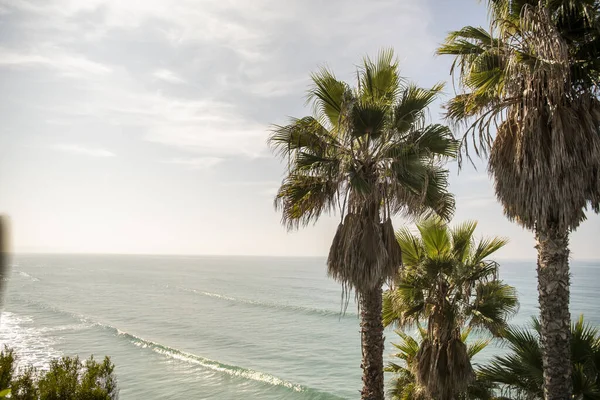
[359,285,385,400]
[535,224,572,400]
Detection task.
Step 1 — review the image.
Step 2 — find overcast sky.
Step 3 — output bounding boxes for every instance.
[0,0,598,259]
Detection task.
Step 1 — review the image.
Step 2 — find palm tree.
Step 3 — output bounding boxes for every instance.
[383,219,519,400]
[479,315,600,400]
[437,2,600,398]
[268,49,458,399]
[386,325,493,400]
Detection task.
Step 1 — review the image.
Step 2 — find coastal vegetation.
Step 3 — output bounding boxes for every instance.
[479,315,600,399]
[0,347,118,400]
[385,314,600,400]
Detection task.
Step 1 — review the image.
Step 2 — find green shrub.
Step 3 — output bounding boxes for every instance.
[0,347,118,400]
[11,367,38,400]
[0,347,15,390]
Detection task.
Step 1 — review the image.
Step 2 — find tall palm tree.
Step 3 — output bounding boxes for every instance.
[437,2,600,398]
[479,315,600,400]
[268,49,458,399]
[386,325,493,400]
[383,219,519,400]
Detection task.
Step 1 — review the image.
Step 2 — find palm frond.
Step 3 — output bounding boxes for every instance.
[349,101,389,139]
[274,174,339,230]
[268,117,337,159]
[472,236,509,264]
[450,220,478,263]
[383,279,426,328]
[446,25,496,43]
[416,218,452,258]
[468,338,491,359]
[307,68,349,129]
[469,281,519,335]
[409,123,459,158]
[421,167,456,222]
[359,47,401,105]
[393,83,444,133]
[395,227,423,267]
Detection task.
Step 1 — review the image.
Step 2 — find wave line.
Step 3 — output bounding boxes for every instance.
[104,326,308,393]
[16,271,40,282]
[177,287,356,318]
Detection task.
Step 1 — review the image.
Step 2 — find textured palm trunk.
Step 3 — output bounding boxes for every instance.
[359,285,385,400]
[536,225,572,400]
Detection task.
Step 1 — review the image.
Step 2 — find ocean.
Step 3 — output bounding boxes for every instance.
[1,255,599,399]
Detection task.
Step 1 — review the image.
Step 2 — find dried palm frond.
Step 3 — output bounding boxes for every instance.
[414,336,474,399]
[440,2,600,232]
[327,214,402,308]
[489,4,600,232]
[381,218,402,275]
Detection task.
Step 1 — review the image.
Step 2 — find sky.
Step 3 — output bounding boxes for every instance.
[0,0,598,260]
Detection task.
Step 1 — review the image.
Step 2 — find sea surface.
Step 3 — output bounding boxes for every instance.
[1,255,599,399]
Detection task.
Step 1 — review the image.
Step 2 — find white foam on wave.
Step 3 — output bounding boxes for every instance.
[0,312,61,370]
[197,290,238,302]
[116,329,306,392]
[177,286,355,317]
[38,323,91,333]
[16,271,40,282]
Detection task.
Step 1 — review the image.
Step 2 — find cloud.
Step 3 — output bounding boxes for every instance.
[36,74,270,157]
[52,144,115,157]
[457,196,497,208]
[217,74,309,98]
[2,0,437,162]
[0,46,111,77]
[4,0,266,59]
[153,69,186,84]
[3,0,436,75]
[146,124,268,158]
[219,181,280,198]
[30,68,268,157]
[220,180,279,187]
[162,157,223,170]
[262,186,278,197]
[465,173,491,182]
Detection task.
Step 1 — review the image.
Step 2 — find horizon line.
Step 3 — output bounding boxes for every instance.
[9,251,599,262]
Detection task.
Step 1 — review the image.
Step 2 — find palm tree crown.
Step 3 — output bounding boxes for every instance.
[383,219,519,334]
[437,0,600,232]
[269,49,458,296]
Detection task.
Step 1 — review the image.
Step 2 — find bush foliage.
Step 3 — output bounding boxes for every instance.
[0,347,118,400]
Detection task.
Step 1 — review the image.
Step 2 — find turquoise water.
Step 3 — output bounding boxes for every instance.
[1,255,599,399]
